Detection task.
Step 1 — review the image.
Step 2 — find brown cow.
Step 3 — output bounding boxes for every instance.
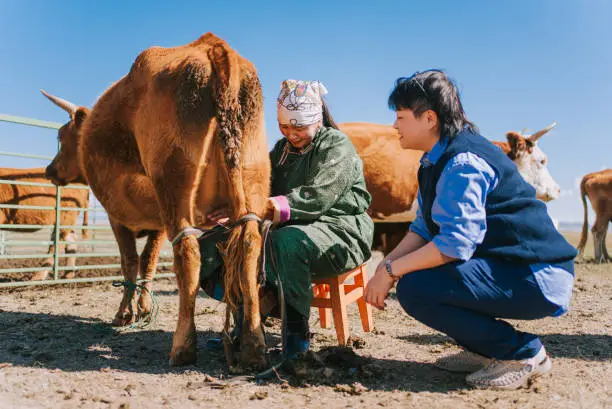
[43,33,270,369]
[577,169,612,263]
[339,123,421,254]
[0,167,89,280]
[339,122,561,254]
[340,123,422,219]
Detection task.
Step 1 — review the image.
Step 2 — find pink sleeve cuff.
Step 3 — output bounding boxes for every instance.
[270,196,291,224]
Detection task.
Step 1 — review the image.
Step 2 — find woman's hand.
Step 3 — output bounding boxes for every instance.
[206,200,277,227]
[206,206,230,227]
[364,263,397,310]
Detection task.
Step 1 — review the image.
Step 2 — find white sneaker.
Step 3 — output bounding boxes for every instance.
[434,350,493,373]
[466,347,551,390]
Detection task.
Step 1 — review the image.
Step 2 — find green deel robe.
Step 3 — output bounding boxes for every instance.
[200,126,374,316]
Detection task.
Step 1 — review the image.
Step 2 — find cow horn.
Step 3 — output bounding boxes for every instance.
[527,121,557,142]
[40,89,77,116]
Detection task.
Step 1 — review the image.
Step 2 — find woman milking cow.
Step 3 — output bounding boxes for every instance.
[199,79,374,360]
[201,71,577,390]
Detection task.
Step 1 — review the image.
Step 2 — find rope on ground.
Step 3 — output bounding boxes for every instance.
[111,279,159,331]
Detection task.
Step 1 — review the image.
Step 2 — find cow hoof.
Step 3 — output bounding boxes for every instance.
[239,331,267,371]
[137,311,152,324]
[239,348,267,371]
[169,344,197,366]
[138,298,152,320]
[112,313,134,327]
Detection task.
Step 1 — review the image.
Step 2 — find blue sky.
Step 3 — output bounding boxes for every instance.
[1,0,610,222]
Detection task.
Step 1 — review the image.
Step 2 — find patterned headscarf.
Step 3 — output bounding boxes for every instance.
[277,80,328,127]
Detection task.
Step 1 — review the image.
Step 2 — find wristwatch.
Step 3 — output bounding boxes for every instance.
[384,259,398,280]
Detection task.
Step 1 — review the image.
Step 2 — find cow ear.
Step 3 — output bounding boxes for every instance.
[506,131,527,159]
[73,108,88,128]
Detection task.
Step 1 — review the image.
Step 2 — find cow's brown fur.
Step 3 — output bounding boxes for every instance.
[338,123,421,256]
[0,167,89,280]
[492,132,534,160]
[577,169,612,263]
[44,33,270,369]
[340,123,422,218]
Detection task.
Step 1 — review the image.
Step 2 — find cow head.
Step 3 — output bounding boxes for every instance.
[41,90,89,186]
[506,122,560,202]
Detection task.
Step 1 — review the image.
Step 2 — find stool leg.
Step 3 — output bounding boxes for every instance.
[318,285,332,328]
[329,277,349,345]
[319,307,332,329]
[355,266,373,332]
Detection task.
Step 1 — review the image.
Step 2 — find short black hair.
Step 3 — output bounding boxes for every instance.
[388,69,478,139]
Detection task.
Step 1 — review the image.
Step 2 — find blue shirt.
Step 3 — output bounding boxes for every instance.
[410,139,574,316]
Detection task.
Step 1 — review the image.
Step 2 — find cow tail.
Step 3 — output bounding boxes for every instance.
[207,41,249,316]
[576,176,589,256]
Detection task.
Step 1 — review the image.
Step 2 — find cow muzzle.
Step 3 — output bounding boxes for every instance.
[45,164,67,186]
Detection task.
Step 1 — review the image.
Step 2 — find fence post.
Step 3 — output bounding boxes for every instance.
[0,230,6,255]
[53,185,62,281]
[53,135,62,281]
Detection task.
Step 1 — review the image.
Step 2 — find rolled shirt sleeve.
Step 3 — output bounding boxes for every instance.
[430,152,498,260]
[409,192,433,242]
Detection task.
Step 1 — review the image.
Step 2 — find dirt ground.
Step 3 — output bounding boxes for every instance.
[0,233,610,409]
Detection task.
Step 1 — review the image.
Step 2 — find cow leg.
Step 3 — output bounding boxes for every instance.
[238,219,266,369]
[593,230,605,263]
[599,223,610,263]
[150,162,200,367]
[30,267,50,282]
[31,227,58,281]
[592,213,609,263]
[62,230,78,279]
[380,232,388,255]
[110,222,140,326]
[604,226,611,262]
[137,231,166,322]
[167,228,200,367]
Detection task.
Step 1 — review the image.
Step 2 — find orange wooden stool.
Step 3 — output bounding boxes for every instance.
[311,264,373,345]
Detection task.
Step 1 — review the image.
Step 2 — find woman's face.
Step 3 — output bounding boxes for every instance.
[393,108,439,151]
[279,121,321,149]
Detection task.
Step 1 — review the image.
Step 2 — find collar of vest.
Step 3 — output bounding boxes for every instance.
[420,137,449,167]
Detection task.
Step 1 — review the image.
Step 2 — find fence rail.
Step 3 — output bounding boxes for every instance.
[0,114,175,288]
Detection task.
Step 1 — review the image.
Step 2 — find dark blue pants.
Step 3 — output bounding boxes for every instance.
[396,258,560,360]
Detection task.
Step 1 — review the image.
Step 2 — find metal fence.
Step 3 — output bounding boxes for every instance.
[0,114,175,288]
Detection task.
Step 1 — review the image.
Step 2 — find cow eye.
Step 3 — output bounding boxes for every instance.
[540,159,546,165]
